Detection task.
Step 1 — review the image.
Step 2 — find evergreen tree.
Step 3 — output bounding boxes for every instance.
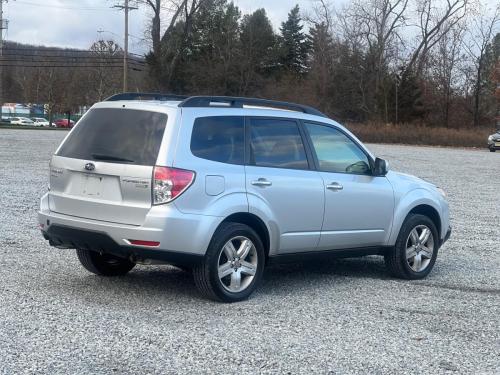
[398,68,425,123]
[280,5,310,74]
[239,9,277,93]
[240,9,276,70]
[307,22,335,112]
[187,0,241,94]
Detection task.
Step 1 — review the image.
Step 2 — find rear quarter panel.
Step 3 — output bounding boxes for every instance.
[169,108,249,218]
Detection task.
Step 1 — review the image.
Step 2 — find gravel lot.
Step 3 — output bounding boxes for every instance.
[1,129,499,374]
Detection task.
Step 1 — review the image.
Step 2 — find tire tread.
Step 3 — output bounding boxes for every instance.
[384,214,438,280]
[193,222,264,302]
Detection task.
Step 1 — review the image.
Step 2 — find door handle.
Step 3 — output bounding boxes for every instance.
[251,178,272,187]
[326,182,343,191]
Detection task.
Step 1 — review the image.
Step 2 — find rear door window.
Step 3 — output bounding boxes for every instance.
[56,108,167,166]
[249,118,309,170]
[190,116,244,164]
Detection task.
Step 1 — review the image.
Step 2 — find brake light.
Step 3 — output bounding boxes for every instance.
[153,166,195,205]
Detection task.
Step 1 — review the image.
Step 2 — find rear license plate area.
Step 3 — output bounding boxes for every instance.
[82,174,103,197]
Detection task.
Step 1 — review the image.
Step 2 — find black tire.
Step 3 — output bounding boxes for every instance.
[489,148,496,152]
[193,222,265,302]
[384,214,439,279]
[76,249,135,276]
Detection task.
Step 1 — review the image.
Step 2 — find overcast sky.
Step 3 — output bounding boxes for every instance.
[3,0,497,55]
[3,0,316,55]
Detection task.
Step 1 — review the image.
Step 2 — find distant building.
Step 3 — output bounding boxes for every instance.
[2,103,47,117]
[2,103,30,116]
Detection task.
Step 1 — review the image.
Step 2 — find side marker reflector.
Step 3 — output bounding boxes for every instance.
[128,240,160,247]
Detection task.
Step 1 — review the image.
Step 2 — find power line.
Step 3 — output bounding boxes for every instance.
[14,0,116,11]
[2,46,145,57]
[0,64,143,71]
[0,56,146,64]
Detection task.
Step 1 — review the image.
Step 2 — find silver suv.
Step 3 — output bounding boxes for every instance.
[39,93,451,302]
[488,130,500,152]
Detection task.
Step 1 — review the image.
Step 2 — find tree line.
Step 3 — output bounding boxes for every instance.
[144,0,499,128]
[2,0,499,129]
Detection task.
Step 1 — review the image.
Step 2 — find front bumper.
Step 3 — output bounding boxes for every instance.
[441,226,452,247]
[488,140,500,149]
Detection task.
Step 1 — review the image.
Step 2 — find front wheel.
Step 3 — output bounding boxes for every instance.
[76,249,135,276]
[385,214,439,279]
[193,222,265,302]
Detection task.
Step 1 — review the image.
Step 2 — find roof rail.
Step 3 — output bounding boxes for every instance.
[104,92,188,102]
[178,96,327,117]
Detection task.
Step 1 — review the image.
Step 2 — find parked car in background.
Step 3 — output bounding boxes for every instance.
[54,118,75,128]
[1,117,11,123]
[10,117,34,125]
[487,130,500,152]
[31,117,50,127]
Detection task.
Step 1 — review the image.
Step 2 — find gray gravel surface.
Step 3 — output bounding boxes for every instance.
[0,129,499,374]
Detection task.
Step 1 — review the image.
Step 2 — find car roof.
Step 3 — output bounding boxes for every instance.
[102,93,327,117]
[93,99,334,123]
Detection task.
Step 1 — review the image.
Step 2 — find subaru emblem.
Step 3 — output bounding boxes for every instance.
[84,162,95,171]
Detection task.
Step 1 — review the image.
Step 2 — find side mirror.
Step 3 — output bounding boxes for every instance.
[373,157,389,176]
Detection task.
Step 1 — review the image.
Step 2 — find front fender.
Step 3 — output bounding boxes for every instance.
[388,188,447,245]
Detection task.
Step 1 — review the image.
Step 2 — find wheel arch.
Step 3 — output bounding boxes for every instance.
[219,212,271,258]
[407,204,441,238]
[389,189,444,245]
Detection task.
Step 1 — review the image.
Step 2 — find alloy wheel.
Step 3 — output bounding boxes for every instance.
[406,225,434,272]
[217,236,258,293]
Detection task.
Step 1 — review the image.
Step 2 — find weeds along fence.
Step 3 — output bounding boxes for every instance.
[347,122,491,148]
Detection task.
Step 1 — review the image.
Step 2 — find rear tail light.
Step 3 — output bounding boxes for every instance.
[153,166,195,205]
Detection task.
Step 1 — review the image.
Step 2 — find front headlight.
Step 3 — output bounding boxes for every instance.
[436,187,446,198]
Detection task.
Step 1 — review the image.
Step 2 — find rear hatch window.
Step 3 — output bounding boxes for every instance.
[57,108,168,166]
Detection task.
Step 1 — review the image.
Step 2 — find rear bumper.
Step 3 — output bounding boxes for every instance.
[42,225,203,266]
[38,192,222,261]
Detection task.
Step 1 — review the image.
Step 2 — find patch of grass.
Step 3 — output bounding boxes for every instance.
[346,122,492,148]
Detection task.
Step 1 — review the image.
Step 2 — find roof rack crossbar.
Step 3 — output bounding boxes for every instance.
[178,96,327,117]
[105,92,188,102]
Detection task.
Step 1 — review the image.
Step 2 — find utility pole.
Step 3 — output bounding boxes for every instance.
[394,73,401,124]
[0,0,8,120]
[113,0,137,93]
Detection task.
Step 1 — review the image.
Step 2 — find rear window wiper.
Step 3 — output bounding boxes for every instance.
[91,153,135,163]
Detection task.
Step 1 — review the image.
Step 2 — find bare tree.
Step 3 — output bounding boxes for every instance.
[407,0,469,77]
[139,0,205,88]
[139,0,187,57]
[342,0,409,120]
[430,21,466,127]
[89,40,123,101]
[464,3,499,126]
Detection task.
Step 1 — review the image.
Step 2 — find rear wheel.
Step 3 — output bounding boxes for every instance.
[385,214,439,279]
[489,147,496,152]
[193,222,265,302]
[76,249,135,276]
